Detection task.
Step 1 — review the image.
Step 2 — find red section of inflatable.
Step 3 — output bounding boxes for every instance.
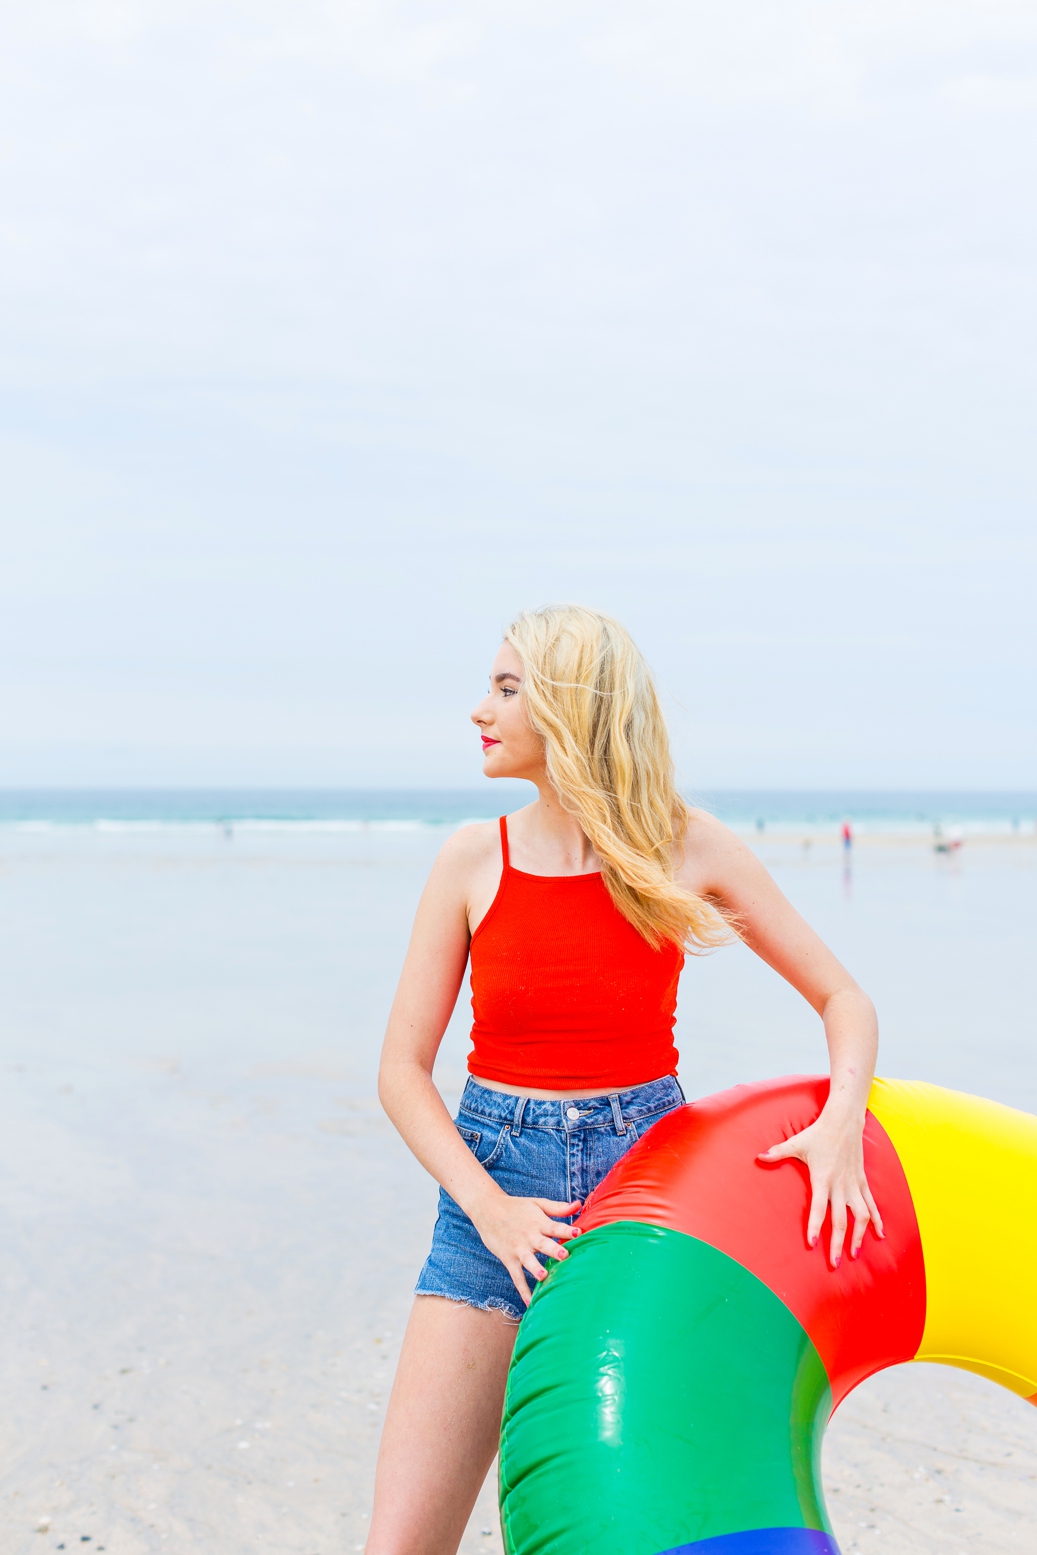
[577,1075,926,1407]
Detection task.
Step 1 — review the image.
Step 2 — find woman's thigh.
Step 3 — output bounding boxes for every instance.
[366,1295,517,1555]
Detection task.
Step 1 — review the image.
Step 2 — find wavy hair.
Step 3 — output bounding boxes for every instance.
[504,604,732,951]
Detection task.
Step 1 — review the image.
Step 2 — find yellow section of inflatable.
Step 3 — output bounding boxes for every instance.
[868,1078,1037,1401]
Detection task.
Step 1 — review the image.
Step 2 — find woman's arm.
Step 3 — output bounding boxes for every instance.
[678,811,884,1268]
[378,826,579,1306]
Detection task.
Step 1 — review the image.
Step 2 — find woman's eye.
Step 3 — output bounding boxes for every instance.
[501,686,516,696]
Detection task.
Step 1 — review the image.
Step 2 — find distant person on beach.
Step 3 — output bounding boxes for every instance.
[369,605,883,1555]
[842,820,853,850]
[935,824,964,854]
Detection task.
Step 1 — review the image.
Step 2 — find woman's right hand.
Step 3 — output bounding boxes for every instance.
[470,1190,582,1307]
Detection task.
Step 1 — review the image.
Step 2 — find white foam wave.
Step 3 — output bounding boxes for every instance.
[1,816,454,834]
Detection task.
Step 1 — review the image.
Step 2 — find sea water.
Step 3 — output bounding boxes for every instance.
[1,786,1036,833]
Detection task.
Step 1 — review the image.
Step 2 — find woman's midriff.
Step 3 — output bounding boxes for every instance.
[471,1071,674,1102]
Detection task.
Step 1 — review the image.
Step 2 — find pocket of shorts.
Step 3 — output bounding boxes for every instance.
[456,1120,508,1169]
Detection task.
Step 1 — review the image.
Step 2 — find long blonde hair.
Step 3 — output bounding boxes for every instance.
[505,604,732,951]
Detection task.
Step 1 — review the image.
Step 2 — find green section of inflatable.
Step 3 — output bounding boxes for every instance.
[499,1223,833,1555]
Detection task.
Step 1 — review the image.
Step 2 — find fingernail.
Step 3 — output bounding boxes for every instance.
[809,1236,817,1248]
[833,1256,841,1269]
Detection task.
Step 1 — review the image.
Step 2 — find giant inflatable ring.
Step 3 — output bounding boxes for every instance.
[498,1076,1037,1555]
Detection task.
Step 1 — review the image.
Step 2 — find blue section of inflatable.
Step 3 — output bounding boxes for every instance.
[656,1531,840,1555]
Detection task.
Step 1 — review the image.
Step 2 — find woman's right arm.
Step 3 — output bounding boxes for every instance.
[377,827,579,1306]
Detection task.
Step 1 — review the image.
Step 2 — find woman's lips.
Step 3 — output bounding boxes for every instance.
[481,738,501,749]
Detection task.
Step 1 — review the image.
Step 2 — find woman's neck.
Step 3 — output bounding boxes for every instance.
[516,780,598,875]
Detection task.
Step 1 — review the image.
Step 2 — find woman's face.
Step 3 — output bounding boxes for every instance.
[471,642,545,781]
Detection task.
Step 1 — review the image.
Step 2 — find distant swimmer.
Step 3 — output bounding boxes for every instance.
[935,824,963,855]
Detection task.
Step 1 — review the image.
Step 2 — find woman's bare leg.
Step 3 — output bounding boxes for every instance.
[366,1295,518,1555]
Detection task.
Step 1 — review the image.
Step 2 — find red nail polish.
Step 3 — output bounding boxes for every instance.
[833,1256,841,1269]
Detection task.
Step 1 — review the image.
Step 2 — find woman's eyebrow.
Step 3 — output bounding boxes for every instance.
[494,672,521,684]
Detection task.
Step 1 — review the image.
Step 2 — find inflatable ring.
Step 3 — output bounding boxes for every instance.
[498,1075,1037,1555]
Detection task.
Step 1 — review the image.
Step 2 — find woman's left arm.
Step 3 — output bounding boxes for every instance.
[678,811,884,1268]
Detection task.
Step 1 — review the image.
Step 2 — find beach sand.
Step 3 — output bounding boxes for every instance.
[0,825,1034,1553]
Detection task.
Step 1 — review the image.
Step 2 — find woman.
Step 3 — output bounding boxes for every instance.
[369,605,882,1555]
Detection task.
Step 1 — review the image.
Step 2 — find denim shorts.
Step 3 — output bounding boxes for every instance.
[414,1074,685,1322]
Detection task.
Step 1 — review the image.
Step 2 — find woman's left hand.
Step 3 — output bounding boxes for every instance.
[758,1107,884,1268]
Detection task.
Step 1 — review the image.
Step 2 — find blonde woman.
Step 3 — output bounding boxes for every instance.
[369,606,882,1555]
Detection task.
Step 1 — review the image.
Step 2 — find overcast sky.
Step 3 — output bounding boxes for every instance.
[1,1,1036,789]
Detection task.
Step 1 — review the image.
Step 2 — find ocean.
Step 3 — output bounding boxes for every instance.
[1,786,1035,833]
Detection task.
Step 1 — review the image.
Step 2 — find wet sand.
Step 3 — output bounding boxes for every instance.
[0,826,1035,1553]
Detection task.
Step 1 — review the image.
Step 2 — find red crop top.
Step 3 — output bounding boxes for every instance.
[467,816,684,1091]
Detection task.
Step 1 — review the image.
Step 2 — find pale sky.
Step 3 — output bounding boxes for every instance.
[2,1,1036,789]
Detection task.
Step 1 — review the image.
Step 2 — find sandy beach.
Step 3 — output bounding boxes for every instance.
[1,823,1035,1554]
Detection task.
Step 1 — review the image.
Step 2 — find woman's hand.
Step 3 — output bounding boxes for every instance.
[470,1189,582,1307]
[758,1106,884,1268]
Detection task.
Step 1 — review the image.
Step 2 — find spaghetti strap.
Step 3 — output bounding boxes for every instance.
[499,814,510,870]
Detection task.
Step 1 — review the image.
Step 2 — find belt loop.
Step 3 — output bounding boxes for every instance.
[608,1092,627,1136]
[512,1094,528,1137]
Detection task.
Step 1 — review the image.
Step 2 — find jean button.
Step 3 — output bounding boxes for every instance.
[566,1106,580,1122]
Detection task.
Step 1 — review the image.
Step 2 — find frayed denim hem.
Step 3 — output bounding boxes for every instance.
[414,1288,524,1324]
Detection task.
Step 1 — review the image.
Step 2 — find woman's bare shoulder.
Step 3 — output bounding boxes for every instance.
[432,818,503,878]
[677,807,752,890]
[681,806,738,847]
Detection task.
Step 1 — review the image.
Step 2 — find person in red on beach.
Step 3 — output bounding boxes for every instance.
[368,605,882,1555]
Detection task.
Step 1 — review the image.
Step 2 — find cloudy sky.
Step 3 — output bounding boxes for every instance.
[2,1,1036,789]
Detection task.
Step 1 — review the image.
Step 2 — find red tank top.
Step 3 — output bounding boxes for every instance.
[468,816,684,1091]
